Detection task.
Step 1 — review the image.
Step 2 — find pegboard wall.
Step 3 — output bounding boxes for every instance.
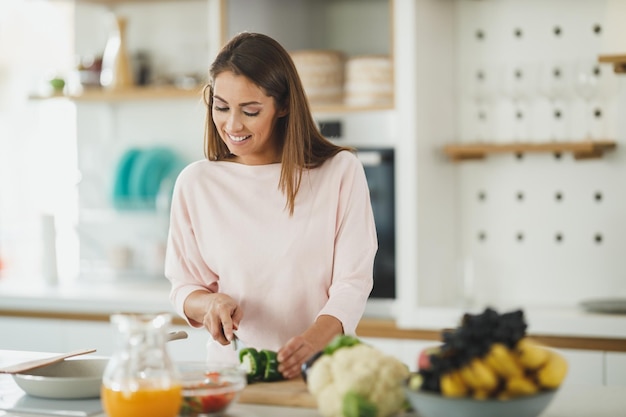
[454,0,626,308]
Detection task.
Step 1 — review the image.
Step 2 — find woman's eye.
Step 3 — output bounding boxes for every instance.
[243,111,259,117]
[213,106,228,112]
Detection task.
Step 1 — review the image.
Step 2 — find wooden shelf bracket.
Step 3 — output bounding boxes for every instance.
[598,54,626,74]
[443,141,617,162]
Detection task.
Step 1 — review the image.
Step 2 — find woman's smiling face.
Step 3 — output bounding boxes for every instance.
[212,71,286,165]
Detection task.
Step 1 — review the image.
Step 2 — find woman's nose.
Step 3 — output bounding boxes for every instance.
[226,112,243,131]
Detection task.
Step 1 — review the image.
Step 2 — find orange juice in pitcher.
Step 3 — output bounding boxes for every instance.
[101,313,181,417]
[102,384,181,417]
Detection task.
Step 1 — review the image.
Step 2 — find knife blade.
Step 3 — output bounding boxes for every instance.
[231,334,246,355]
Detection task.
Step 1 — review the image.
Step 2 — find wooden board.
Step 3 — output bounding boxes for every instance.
[238,378,317,408]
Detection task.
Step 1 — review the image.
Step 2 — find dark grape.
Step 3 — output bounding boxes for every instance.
[418,307,528,389]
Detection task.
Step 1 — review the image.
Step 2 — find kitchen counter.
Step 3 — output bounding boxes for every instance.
[1,279,625,350]
[229,388,626,417]
[1,350,625,417]
[2,392,626,417]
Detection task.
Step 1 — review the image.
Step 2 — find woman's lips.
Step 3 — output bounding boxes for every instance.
[227,133,251,143]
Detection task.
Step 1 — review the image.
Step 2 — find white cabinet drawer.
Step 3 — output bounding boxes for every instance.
[0,317,65,352]
[605,352,626,386]
[554,348,604,386]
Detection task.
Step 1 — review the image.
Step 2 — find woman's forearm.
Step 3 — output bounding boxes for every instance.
[303,314,344,352]
[182,289,214,326]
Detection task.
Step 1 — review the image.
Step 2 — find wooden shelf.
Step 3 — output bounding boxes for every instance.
[30,85,204,102]
[598,54,626,74]
[443,141,617,162]
[29,85,394,113]
[56,0,202,4]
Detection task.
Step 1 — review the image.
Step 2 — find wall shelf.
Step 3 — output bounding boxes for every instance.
[63,0,202,3]
[598,54,626,74]
[443,141,617,162]
[30,85,203,102]
[29,85,393,113]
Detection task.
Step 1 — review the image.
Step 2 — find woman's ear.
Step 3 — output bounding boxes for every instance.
[277,99,289,117]
[278,107,289,118]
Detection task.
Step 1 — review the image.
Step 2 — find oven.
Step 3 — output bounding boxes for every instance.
[356,147,395,300]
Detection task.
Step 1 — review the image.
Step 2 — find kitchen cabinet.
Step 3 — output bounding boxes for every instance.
[2,303,625,386]
[0,317,66,353]
[605,352,626,386]
[555,348,605,387]
[0,316,208,362]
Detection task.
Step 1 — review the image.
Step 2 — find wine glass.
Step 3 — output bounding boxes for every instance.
[466,62,497,143]
[538,61,573,141]
[500,61,537,142]
[572,60,606,140]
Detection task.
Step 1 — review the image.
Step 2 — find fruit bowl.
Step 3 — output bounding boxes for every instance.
[177,362,247,417]
[404,383,559,417]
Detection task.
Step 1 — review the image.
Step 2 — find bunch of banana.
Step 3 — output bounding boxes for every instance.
[439,337,568,400]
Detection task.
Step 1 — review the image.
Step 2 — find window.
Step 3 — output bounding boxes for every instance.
[0,0,78,283]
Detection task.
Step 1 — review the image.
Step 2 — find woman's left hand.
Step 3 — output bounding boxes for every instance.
[276,315,343,379]
[277,335,316,379]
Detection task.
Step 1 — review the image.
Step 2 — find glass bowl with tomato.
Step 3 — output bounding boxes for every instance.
[177,362,247,416]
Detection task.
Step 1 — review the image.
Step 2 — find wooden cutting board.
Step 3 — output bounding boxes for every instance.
[238,377,317,408]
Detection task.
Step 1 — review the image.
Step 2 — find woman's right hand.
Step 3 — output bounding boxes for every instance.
[184,290,242,345]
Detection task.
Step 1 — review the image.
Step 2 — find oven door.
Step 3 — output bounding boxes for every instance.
[356,148,395,299]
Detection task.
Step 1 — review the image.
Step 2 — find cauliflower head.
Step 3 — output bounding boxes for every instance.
[307,343,410,417]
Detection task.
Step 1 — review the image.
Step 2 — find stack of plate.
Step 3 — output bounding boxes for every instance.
[112,146,185,211]
[344,55,393,107]
[290,50,346,105]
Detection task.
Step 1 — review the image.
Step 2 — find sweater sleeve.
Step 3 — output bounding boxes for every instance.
[317,153,377,335]
[164,165,218,327]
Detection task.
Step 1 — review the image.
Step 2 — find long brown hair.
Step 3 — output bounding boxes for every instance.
[202,32,352,215]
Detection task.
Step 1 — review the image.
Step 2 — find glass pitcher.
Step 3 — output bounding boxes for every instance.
[101,313,181,417]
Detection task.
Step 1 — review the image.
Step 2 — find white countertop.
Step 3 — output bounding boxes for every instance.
[0,350,625,417]
[1,386,624,417]
[0,279,625,339]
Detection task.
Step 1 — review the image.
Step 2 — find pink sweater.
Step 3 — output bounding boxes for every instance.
[165,150,377,361]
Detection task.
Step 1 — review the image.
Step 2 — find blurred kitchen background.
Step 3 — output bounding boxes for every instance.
[1,0,626,323]
[2,0,626,385]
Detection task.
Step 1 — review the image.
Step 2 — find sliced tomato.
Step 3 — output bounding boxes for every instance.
[200,392,235,412]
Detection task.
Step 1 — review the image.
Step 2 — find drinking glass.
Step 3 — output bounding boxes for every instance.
[538,61,573,141]
[500,62,537,142]
[466,63,497,142]
[572,61,601,140]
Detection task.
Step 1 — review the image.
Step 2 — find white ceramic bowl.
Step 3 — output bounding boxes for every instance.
[13,358,108,399]
[404,385,558,417]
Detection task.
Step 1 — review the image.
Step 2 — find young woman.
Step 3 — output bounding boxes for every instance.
[165,32,377,379]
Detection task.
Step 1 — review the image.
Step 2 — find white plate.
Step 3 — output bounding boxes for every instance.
[12,358,108,399]
[579,298,626,314]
